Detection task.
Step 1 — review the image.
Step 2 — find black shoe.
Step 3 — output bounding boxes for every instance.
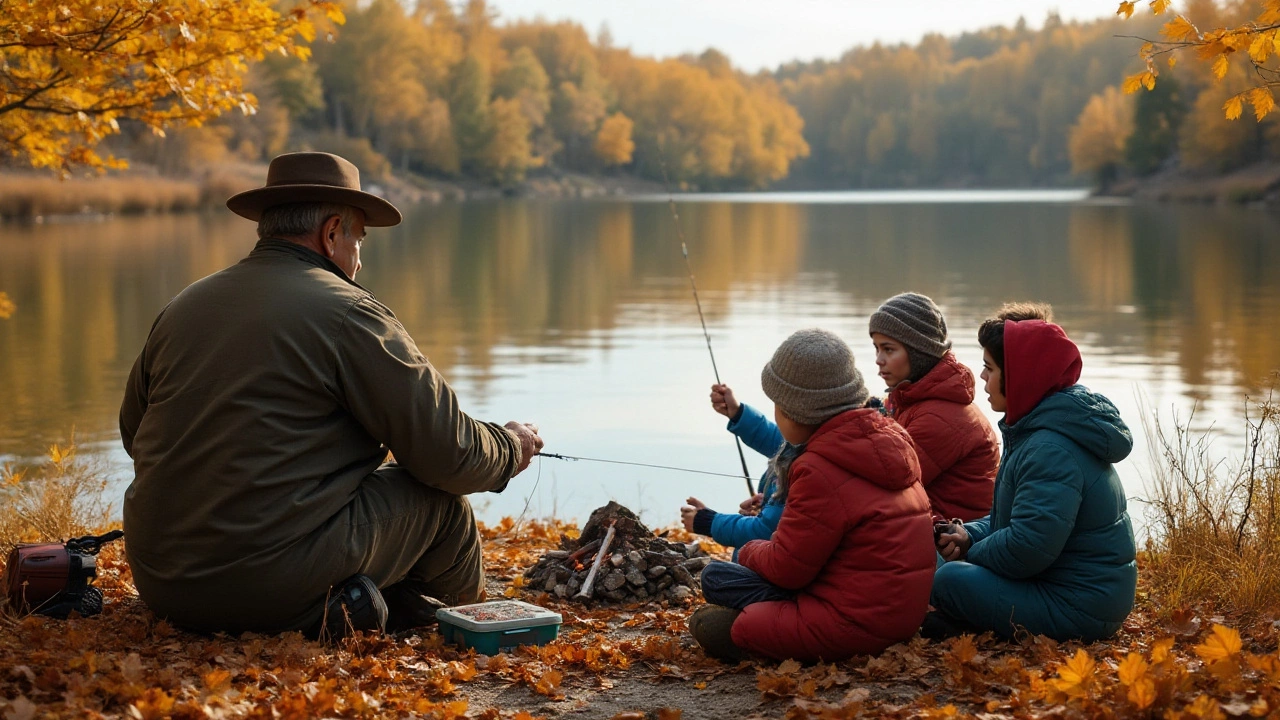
[316,575,387,642]
[690,604,747,662]
[919,609,979,640]
[383,582,449,634]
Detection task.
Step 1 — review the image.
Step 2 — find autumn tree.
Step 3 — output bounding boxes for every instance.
[1120,0,1280,122]
[594,112,634,166]
[1069,86,1135,187]
[0,0,344,173]
[1126,74,1186,174]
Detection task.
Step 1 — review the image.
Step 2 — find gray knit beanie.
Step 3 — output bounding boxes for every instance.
[761,329,870,426]
[867,292,952,359]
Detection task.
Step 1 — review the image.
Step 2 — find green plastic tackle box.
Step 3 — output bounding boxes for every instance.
[436,600,562,655]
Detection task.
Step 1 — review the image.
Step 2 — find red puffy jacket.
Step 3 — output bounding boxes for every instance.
[888,352,999,522]
[733,408,935,662]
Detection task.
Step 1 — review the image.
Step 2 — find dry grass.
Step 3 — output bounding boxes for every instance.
[1142,388,1280,617]
[0,441,114,555]
[0,164,266,220]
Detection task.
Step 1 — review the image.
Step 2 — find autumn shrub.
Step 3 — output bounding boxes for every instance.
[1142,390,1280,616]
[0,442,114,558]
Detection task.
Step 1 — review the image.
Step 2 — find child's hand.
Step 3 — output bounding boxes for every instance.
[710,384,741,419]
[681,497,707,532]
[739,493,764,516]
[935,521,971,562]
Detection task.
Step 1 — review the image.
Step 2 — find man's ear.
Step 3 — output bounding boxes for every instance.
[322,215,342,256]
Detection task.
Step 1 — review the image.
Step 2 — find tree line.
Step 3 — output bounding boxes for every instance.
[12,0,1279,190]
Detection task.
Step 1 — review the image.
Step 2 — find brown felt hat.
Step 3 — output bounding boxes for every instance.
[226,152,402,227]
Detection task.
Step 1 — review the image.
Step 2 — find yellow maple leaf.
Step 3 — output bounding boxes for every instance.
[1117,652,1149,686]
[1123,72,1148,94]
[950,634,978,664]
[1151,637,1176,664]
[1128,677,1157,709]
[1162,15,1199,42]
[1118,1,1137,18]
[1249,87,1277,121]
[1186,694,1226,719]
[534,669,563,697]
[1195,624,1242,663]
[1151,0,1172,13]
[1050,649,1096,697]
[1212,54,1230,79]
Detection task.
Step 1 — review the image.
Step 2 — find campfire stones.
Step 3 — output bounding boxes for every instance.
[522,501,711,606]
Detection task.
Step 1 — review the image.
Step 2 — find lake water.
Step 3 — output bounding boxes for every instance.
[3,191,1279,534]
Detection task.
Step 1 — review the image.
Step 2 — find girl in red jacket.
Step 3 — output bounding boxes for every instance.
[690,329,936,662]
[869,292,999,522]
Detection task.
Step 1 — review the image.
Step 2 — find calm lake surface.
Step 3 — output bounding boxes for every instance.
[3,191,1279,533]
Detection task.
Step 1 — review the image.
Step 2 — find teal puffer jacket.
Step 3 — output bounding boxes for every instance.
[965,384,1137,630]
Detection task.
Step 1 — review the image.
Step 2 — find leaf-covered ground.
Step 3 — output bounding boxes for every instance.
[2,519,1279,720]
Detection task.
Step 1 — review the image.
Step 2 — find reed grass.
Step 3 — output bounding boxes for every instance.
[1141,387,1280,617]
[0,441,113,556]
[0,166,263,220]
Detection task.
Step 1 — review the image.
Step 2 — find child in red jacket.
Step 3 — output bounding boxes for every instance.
[691,329,936,662]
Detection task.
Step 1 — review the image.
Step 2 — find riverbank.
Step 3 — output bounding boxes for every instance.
[0,164,666,221]
[1103,162,1280,204]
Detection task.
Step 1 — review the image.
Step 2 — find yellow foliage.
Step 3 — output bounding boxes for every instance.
[1117,652,1149,685]
[1194,625,1242,664]
[1151,0,1173,14]
[1068,85,1134,177]
[1049,649,1097,698]
[595,112,635,166]
[1162,16,1200,43]
[1118,2,1137,19]
[0,291,14,319]
[0,0,343,174]
[1224,95,1245,121]
[1248,87,1276,121]
[1211,55,1230,80]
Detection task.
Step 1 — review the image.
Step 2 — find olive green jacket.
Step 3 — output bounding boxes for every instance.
[120,239,521,590]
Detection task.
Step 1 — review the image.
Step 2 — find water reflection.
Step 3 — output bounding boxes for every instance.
[1,195,1278,525]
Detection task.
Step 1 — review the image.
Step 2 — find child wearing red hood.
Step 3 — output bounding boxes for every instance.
[929,304,1138,641]
[689,329,935,662]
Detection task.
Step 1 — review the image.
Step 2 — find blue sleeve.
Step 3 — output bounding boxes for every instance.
[964,516,992,544]
[966,443,1083,579]
[727,403,785,459]
[709,492,785,548]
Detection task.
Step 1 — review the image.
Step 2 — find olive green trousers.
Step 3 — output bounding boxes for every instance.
[132,463,485,633]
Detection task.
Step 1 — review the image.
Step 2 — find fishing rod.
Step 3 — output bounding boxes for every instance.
[536,452,751,480]
[658,157,754,496]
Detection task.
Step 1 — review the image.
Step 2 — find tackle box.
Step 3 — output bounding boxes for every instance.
[436,600,562,655]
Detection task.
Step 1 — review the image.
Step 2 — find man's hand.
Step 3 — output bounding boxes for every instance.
[739,493,764,516]
[710,384,741,419]
[936,522,971,562]
[505,421,544,476]
[681,497,707,532]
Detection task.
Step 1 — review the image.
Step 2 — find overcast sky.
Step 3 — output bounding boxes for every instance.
[485,1,1119,71]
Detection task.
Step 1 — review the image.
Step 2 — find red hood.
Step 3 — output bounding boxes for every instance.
[1003,319,1082,426]
[803,408,920,491]
[889,352,975,409]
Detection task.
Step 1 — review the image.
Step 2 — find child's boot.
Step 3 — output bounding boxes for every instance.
[690,604,747,662]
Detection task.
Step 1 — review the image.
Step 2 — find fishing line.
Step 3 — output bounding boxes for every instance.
[658,156,755,496]
[536,451,749,480]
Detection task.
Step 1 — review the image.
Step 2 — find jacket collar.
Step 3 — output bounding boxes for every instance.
[249,238,371,293]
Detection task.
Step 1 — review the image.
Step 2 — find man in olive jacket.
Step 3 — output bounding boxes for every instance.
[120,152,543,635]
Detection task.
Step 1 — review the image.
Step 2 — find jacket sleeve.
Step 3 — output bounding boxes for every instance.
[709,494,785,548]
[737,462,846,590]
[964,516,993,544]
[119,349,149,458]
[728,403,785,459]
[334,298,521,495]
[904,410,966,486]
[965,442,1083,579]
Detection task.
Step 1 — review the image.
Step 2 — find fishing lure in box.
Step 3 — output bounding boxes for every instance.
[436,600,562,654]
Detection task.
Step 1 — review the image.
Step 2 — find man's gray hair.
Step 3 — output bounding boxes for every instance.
[257,202,361,240]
